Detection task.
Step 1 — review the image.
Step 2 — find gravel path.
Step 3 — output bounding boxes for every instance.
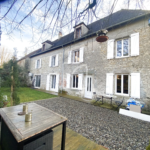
[35,97,150,150]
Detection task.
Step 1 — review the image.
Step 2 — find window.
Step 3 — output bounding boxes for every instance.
[72,74,78,88]
[36,59,41,68]
[116,74,129,95]
[51,55,56,67]
[76,27,81,38]
[68,47,84,64]
[50,54,58,67]
[51,75,56,89]
[116,39,129,57]
[35,75,41,88]
[42,44,45,51]
[73,50,80,63]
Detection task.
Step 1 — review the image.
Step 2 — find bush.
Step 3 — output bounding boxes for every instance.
[146,141,150,150]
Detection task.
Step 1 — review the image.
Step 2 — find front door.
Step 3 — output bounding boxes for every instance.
[84,76,92,99]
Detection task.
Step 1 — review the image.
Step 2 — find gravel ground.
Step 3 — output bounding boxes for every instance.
[35,97,150,150]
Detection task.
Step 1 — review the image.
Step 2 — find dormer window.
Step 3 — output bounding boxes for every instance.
[74,22,89,39]
[76,27,81,38]
[42,44,45,51]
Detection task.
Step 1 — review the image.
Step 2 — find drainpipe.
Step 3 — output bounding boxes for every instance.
[61,45,65,93]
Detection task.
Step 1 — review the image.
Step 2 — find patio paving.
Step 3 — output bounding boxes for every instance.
[35,97,150,150]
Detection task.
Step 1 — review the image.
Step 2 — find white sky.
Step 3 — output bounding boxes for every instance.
[1,0,150,59]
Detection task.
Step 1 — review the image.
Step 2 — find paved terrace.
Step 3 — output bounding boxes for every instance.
[35,97,150,150]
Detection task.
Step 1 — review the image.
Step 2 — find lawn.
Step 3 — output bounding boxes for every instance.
[0,87,57,106]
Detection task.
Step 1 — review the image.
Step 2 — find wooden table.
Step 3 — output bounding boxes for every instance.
[0,103,67,150]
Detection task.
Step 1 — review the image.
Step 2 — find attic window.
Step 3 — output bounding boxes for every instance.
[76,27,81,38]
[43,44,45,51]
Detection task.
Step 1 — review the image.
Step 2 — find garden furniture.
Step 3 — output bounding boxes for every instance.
[0,103,67,150]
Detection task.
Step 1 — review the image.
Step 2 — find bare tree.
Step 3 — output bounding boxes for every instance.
[0,0,146,45]
[0,47,12,67]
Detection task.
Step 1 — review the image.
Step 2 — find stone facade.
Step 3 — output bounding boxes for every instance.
[29,16,150,104]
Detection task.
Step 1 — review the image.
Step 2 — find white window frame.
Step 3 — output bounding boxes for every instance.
[51,55,56,67]
[36,59,41,68]
[72,74,79,89]
[72,50,80,63]
[76,27,82,38]
[35,75,41,88]
[115,74,129,96]
[50,74,57,91]
[116,38,129,58]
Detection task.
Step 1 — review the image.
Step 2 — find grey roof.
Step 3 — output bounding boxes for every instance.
[30,9,150,58]
[42,40,53,45]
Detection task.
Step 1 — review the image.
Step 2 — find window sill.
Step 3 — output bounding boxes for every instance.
[50,66,58,68]
[69,62,83,65]
[115,93,129,97]
[71,88,81,91]
[115,56,130,59]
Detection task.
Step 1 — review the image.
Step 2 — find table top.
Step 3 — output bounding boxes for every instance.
[98,94,117,98]
[0,103,67,143]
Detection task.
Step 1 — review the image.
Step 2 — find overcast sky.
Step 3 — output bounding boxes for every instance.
[1,0,150,59]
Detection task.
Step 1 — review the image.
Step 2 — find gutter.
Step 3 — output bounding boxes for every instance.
[30,12,150,58]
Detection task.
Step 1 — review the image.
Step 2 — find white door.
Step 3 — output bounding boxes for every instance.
[84,76,93,99]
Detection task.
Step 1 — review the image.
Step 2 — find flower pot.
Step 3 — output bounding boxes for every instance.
[96,35,108,42]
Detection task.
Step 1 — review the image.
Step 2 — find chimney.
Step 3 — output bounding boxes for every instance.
[58,31,62,39]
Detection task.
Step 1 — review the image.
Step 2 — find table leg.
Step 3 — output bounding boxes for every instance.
[111,97,112,106]
[61,121,66,150]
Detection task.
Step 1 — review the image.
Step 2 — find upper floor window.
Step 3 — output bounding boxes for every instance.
[49,54,59,67]
[68,47,84,64]
[76,27,81,38]
[107,32,139,59]
[35,59,41,69]
[73,50,80,63]
[116,39,129,57]
[52,55,56,67]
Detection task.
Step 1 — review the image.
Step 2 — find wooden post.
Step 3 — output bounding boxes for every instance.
[11,66,13,106]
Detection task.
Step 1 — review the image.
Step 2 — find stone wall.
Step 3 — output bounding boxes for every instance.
[30,17,150,103]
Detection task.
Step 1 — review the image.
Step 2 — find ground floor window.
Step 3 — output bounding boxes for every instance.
[116,74,128,95]
[72,74,78,88]
[51,75,56,89]
[35,75,41,87]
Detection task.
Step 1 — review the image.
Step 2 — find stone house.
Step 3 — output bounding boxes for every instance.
[23,9,150,103]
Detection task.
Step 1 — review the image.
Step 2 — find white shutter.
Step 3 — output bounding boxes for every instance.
[106,73,114,94]
[49,56,52,67]
[55,74,59,92]
[40,59,42,68]
[78,74,83,90]
[131,73,140,98]
[67,74,70,88]
[68,51,71,64]
[131,33,139,56]
[79,47,84,62]
[107,39,114,59]
[35,60,37,68]
[46,75,50,90]
[55,54,59,66]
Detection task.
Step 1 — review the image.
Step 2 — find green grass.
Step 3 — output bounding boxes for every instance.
[0,87,57,106]
[91,100,126,111]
